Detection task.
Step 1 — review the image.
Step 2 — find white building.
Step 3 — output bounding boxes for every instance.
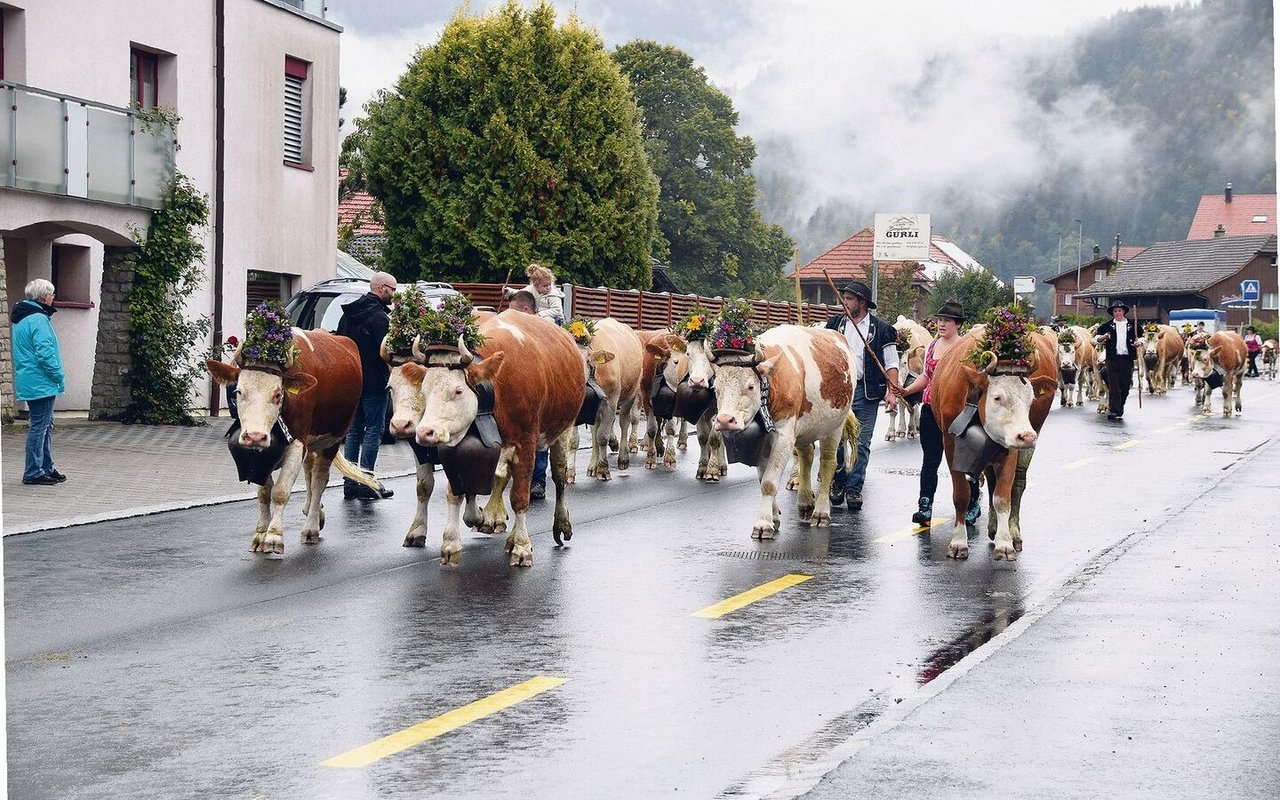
[0,0,341,418]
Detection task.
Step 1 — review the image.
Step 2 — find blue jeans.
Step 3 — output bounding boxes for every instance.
[533,448,548,487]
[833,385,880,495]
[343,391,389,472]
[23,396,55,481]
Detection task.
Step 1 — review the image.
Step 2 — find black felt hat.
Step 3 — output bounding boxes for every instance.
[839,280,876,309]
[1107,298,1130,312]
[935,299,966,322]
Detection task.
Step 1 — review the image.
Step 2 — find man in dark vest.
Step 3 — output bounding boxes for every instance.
[824,280,900,511]
[338,271,397,499]
[1094,298,1138,420]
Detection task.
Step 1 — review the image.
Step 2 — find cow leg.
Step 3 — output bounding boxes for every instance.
[565,426,578,484]
[481,447,514,534]
[751,431,791,539]
[590,405,616,480]
[988,450,1020,560]
[709,428,728,479]
[811,430,841,527]
[551,428,574,545]
[677,418,689,450]
[1235,373,1243,413]
[695,412,720,481]
[662,417,677,468]
[253,474,274,544]
[256,441,305,554]
[644,412,659,470]
[504,441,536,567]
[440,484,465,566]
[403,463,436,548]
[909,404,921,438]
[299,448,331,545]
[946,468,973,560]
[795,443,816,520]
[617,397,635,471]
[1009,448,1034,552]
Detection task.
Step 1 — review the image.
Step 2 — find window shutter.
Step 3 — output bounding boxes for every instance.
[283,73,304,163]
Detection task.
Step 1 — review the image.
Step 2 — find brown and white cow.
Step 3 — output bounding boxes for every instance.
[638,331,690,470]
[710,325,857,538]
[1262,339,1278,379]
[406,310,585,566]
[206,329,379,554]
[889,316,931,440]
[578,318,643,481]
[683,337,730,481]
[1138,324,1185,395]
[931,327,1058,560]
[1056,325,1099,407]
[1188,330,1247,417]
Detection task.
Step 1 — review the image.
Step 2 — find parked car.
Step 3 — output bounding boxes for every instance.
[284,277,463,443]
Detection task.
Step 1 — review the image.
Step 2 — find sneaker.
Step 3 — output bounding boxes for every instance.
[845,490,863,511]
[49,469,67,483]
[374,483,394,499]
[22,474,59,486]
[530,482,546,500]
[911,497,932,526]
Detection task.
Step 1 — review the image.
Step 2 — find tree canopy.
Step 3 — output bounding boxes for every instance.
[929,268,1014,322]
[353,1,659,288]
[612,41,794,298]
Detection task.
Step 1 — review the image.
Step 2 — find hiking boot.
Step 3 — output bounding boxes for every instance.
[373,483,394,499]
[828,484,845,507]
[911,496,932,526]
[965,483,982,523]
[845,490,863,511]
[530,482,546,500]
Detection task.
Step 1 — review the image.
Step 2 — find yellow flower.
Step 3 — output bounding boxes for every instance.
[686,315,703,332]
[569,320,588,338]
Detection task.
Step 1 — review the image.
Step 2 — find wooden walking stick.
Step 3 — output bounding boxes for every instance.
[822,268,903,397]
[496,268,514,311]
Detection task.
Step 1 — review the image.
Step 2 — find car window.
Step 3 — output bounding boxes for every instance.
[317,292,365,332]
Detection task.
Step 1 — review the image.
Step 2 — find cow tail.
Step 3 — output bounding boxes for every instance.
[842,411,861,468]
[332,453,381,490]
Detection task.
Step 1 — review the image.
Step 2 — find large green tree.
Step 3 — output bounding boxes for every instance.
[353,1,659,287]
[612,41,794,298]
[929,268,1014,322]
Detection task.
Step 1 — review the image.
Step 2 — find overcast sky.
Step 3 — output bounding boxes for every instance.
[328,1,1219,219]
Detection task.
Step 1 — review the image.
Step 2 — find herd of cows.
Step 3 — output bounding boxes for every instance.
[204,306,1274,568]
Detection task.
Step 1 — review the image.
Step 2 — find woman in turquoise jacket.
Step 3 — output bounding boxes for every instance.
[12,278,66,485]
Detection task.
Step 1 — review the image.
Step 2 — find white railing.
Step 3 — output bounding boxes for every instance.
[0,81,175,210]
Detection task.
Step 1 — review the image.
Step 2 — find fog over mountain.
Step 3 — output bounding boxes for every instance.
[332,0,1275,278]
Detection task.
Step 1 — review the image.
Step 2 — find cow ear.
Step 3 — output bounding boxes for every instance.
[1030,375,1058,399]
[591,350,616,366]
[755,354,782,377]
[467,351,506,384]
[400,362,426,387]
[206,359,240,385]
[667,335,687,353]
[645,341,670,361]
[960,363,990,394]
[283,371,318,396]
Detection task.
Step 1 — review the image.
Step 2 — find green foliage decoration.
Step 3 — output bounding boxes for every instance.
[241,301,296,367]
[419,294,486,351]
[354,0,659,289]
[676,305,715,342]
[124,173,211,425]
[387,284,431,353]
[967,305,1037,370]
[563,317,597,347]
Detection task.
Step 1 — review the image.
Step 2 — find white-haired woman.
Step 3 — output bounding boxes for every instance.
[12,278,66,485]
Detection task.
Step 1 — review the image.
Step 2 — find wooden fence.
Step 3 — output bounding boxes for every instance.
[450,283,845,331]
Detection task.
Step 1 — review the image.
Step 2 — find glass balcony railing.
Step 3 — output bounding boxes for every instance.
[0,81,176,210]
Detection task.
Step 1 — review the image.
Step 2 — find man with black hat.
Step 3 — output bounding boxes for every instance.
[824,280,900,510]
[1094,298,1138,420]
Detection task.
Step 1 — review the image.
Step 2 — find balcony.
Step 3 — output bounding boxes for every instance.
[0,81,175,211]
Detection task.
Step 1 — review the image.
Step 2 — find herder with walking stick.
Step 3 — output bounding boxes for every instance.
[1094,298,1138,420]
[822,276,900,511]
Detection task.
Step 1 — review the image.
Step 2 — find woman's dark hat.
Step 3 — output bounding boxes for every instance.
[935,299,966,322]
[1107,298,1130,312]
[839,280,876,309]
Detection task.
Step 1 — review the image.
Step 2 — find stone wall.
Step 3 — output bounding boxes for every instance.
[89,246,137,421]
[0,239,12,423]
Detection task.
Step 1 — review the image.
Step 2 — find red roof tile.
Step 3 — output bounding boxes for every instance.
[337,190,385,235]
[1186,193,1276,240]
[791,227,963,281]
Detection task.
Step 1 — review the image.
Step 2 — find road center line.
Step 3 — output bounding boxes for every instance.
[874,517,951,544]
[692,574,813,618]
[322,676,568,768]
[1064,457,1095,470]
[1114,439,1144,450]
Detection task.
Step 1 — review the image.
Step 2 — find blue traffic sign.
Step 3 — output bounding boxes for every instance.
[1240,279,1260,301]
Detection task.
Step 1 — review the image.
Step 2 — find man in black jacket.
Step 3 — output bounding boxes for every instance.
[1094,298,1138,420]
[338,272,397,499]
[824,281,900,511]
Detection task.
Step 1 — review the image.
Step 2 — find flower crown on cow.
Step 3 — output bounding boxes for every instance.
[966,304,1035,372]
[417,294,486,352]
[1187,332,1209,351]
[1144,322,1160,336]
[386,284,431,355]
[710,299,757,355]
[241,300,296,368]
[563,316,597,347]
[678,305,715,342]
[895,327,911,350]
[1057,329,1076,347]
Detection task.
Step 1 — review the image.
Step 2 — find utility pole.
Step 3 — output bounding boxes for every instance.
[1074,219,1083,315]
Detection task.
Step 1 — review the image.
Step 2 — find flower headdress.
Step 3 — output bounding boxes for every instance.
[677,305,715,342]
[241,300,296,368]
[710,299,757,354]
[966,304,1035,372]
[1057,329,1076,347]
[386,284,431,354]
[895,327,911,351]
[924,318,939,337]
[1144,322,1160,336]
[418,294,486,352]
[1187,333,1209,351]
[563,316,597,347]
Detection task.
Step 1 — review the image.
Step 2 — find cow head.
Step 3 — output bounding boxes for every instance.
[961,353,1056,450]
[685,339,715,389]
[1188,346,1217,380]
[387,363,427,439]
[711,351,779,431]
[412,338,507,446]
[205,359,317,449]
[645,334,690,391]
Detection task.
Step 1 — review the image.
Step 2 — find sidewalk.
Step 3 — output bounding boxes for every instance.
[1,415,418,535]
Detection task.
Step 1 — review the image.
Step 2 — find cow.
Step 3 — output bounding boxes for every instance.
[710,325,858,538]
[1262,339,1278,380]
[206,329,380,554]
[577,318,643,481]
[680,337,730,481]
[1137,324,1185,395]
[1187,330,1247,417]
[404,309,585,566]
[888,317,931,440]
[931,326,1058,561]
[1055,328,1090,407]
[638,331,690,470]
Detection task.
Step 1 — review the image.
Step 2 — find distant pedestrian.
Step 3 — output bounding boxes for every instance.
[900,300,980,525]
[337,271,397,499]
[824,280,900,511]
[1244,326,1262,377]
[12,279,66,486]
[1094,299,1138,420]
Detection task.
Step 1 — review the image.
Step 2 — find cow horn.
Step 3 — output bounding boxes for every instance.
[457,335,474,367]
[1027,349,1039,371]
[380,335,392,364]
[411,335,426,362]
[980,350,1000,375]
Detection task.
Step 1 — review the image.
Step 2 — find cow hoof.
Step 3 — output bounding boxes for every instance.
[617,458,630,471]
[752,524,776,540]
[948,541,969,559]
[797,503,814,520]
[993,546,1018,561]
[318,508,326,530]
[509,549,533,567]
[552,524,573,546]
[810,511,831,528]
[678,443,688,451]
[664,455,677,469]
[403,533,426,548]
[439,546,461,566]
[301,529,322,545]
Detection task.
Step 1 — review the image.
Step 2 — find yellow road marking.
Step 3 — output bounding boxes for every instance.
[692,574,812,618]
[1157,421,1191,433]
[1064,457,1095,470]
[1114,439,1144,450]
[323,676,568,768]
[874,517,951,544]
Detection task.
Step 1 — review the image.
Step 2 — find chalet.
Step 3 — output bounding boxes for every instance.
[1044,245,1147,318]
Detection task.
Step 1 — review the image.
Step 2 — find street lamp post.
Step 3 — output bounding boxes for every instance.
[1074,219,1083,315]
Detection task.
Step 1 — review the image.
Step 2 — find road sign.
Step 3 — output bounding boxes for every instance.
[1240,279,1260,301]
[873,214,931,261]
[1013,276,1036,295]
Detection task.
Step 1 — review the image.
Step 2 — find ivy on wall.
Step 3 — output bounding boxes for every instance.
[123,172,211,425]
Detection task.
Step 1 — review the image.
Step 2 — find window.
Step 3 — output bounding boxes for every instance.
[1265,292,1278,311]
[130,49,159,109]
[51,243,93,306]
[1,5,26,83]
[283,56,310,165]
[1059,292,1073,306]
[1251,215,1269,224]
[247,270,295,312]
[1095,268,1108,282]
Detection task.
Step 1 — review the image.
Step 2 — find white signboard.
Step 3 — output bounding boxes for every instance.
[1013,276,1036,295]
[873,213,931,261]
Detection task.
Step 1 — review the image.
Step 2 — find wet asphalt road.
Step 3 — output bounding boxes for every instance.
[6,381,1280,799]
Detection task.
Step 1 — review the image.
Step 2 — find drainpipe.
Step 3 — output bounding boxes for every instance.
[209,0,226,416]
